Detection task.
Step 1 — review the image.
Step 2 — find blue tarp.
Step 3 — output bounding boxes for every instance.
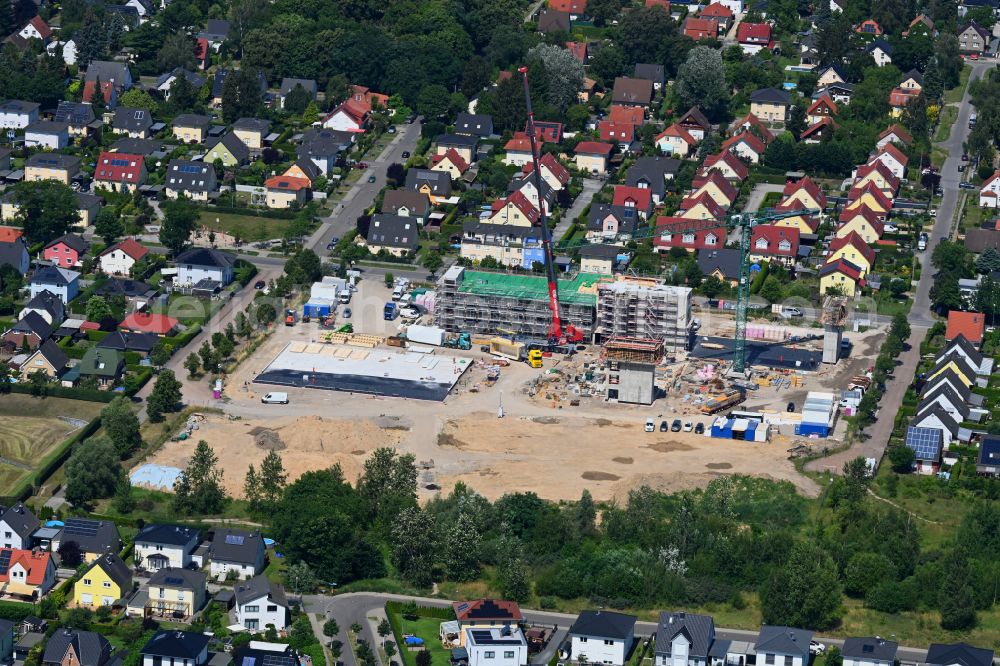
[404,637,425,647]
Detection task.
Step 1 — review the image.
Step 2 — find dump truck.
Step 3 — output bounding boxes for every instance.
[700,388,746,415]
[489,337,526,362]
[405,324,447,347]
[528,349,543,368]
[443,332,471,350]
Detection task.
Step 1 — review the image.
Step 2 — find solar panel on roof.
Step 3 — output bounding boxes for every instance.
[64,518,100,536]
[225,534,245,545]
[0,550,12,575]
[259,654,293,666]
[905,426,941,460]
[178,165,203,174]
[164,576,184,585]
[242,657,256,666]
[109,159,129,167]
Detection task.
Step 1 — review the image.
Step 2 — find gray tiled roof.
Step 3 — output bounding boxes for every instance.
[755,626,812,658]
[655,612,714,659]
[0,503,38,540]
[233,574,288,607]
[841,637,897,662]
[568,610,636,640]
[149,567,207,591]
[367,214,420,251]
[209,529,264,565]
[113,107,153,133]
[43,630,111,666]
[165,159,217,193]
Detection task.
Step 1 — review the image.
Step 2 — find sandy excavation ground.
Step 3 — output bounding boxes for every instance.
[144,414,407,498]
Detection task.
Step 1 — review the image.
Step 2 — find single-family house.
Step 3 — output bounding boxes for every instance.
[53,102,97,137]
[801,117,839,144]
[18,290,64,329]
[958,21,990,54]
[817,65,847,88]
[436,134,478,164]
[679,192,726,221]
[911,403,960,446]
[112,107,154,138]
[904,14,936,37]
[365,214,420,257]
[697,248,741,285]
[278,78,317,108]
[321,101,368,132]
[264,175,310,209]
[165,160,217,201]
[282,159,321,186]
[936,334,994,376]
[24,153,81,185]
[579,244,625,275]
[97,331,159,357]
[575,141,613,175]
[24,121,69,150]
[855,18,883,34]
[737,22,771,53]
[537,9,571,33]
[587,204,643,241]
[701,150,749,182]
[141,631,209,666]
[749,225,799,266]
[980,171,1000,208]
[43,234,88,269]
[85,61,133,93]
[174,248,236,289]
[507,175,555,215]
[626,156,681,205]
[523,153,571,192]
[678,107,712,142]
[75,193,102,228]
[905,426,943,474]
[634,63,666,89]
[684,16,719,40]
[567,611,636,666]
[432,149,471,180]
[405,169,452,204]
[612,77,654,108]
[20,340,68,379]
[503,133,536,167]
[846,182,892,217]
[465,626,529,666]
[868,143,908,179]
[73,348,125,389]
[488,191,540,227]
[74,553,131,609]
[946,310,986,346]
[383,190,432,223]
[806,96,838,125]
[172,114,211,144]
[654,612,715,666]
[691,170,738,208]
[2,312,51,351]
[750,88,791,124]
[134,524,200,571]
[782,176,827,211]
[455,113,494,138]
[42,630,110,666]
[0,100,40,129]
[155,69,205,99]
[205,132,250,167]
[838,206,884,242]
[976,438,1000,477]
[50,518,119,562]
[819,258,863,295]
[827,232,875,276]
[700,3,734,29]
[233,117,270,150]
[93,151,147,192]
[612,185,654,220]
[0,238,29,275]
[30,266,79,305]
[198,19,231,46]
[853,161,899,197]
[99,239,149,276]
[720,131,766,164]
[655,124,698,158]
[211,69,266,107]
[755,627,812,666]
[866,39,893,66]
[142,570,208,619]
[599,120,636,148]
[234,575,289,631]
[876,124,913,149]
[209,529,266,581]
[0,504,38,550]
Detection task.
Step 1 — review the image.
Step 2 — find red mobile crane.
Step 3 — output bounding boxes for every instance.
[518,66,584,346]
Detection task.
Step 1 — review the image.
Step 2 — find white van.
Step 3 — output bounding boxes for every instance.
[261,392,289,404]
[339,291,351,304]
[645,418,655,432]
[391,286,405,301]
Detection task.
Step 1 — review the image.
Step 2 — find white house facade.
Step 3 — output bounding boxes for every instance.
[466,627,529,666]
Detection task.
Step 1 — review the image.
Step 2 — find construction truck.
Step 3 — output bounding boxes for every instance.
[284,309,296,326]
[443,332,472,350]
[528,349,543,368]
[489,337,526,362]
[700,388,746,415]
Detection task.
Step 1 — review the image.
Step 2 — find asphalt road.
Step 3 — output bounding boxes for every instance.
[307,592,930,666]
[806,59,995,473]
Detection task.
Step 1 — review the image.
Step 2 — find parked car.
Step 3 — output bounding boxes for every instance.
[671,419,682,432]
[343,307,352,318]
[387,126,396,134]
[683,421,693,432]
[960,181,976,189]
[659,420,668,432]
[254,280,266,290]
[810,642,826,656]
[401,151,410,159]
[645,418,655,432]
[694,422,705,435]
[884,224,898,233]
[368,175,377,183]
[787,402,795,412]
[962,153,969,161]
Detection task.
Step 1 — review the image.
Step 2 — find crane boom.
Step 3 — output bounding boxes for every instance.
[519,66,582,345]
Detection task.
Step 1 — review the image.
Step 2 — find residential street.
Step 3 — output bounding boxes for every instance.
[553,177,604,242]
[806,60,994,473]
[307,592,931,666]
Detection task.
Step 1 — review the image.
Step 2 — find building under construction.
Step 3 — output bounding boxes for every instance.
[602,337,664,404]
[435,266,600,338]
[595,281,692,353]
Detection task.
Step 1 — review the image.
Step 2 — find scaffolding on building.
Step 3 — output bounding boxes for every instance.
[602,337,665,365]
[596,281,691,353]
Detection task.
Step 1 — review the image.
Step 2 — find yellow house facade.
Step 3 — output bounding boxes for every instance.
[773,215,815,235]
[749,101,788,124]
[845,191,890,215]
[820,269,859,295]
[828,246,873,276]
[142,568,207,619]
[25,165,73,185]
[680,201,720,221]
[692,180,735,208]
[431,156,464,181]
[854,170,897,196]
[783,189,823,211]
[74,553,131,609]
[836,216,882,244]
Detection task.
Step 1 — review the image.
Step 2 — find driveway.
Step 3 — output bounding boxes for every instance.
[553,177,603,243]
[805,60,994,473]
[305,592,932,666]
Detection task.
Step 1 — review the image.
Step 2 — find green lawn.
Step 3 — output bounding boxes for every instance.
[199,211,289,243]
[393,615,451,666]
[960,192,985,232]
[934,105,958,142]
[944,64,973,105]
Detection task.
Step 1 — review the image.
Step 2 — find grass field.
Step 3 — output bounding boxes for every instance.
[935,106,958,142]
[944,64,973,105]
[199,211,289,242]
[0,395,103,493]
[392,615,451,666]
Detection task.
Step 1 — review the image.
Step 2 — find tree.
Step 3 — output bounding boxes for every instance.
[173,439,228,514]
[526,44,585,111]
[923,58,944,101]
[255,302,277,327]
[283,84,312,115]
[221,67,264,123]
[184,353,201,377]
[377,619,391,639]
[156,32,197,72]
[11,180,78,244]
[101,396,143,458]
[150,342,171,368]
[358,448,418,527]
[977,247,1000,273]
[256,450,287,512]
[65,437,124,507]
[940,585,977,630]
[284,561,318,599]
[236,311,252,338]
[786,105,807,141]
[94,209,125,245]
[74,13,108,68]
[842,456,871,503]
[244,464,261,512]
[85,296,113,323]
[576,489,597,536]
[323,619,340,638]
[168,74,198,113]
[160,198,198,255]
[936,34,963,89]
[888,444,916,473]
[844,552,895,597]
[57,540,84,567]
[759,275,783,303]
[118,88,159,111]
[112,478,136,514]
[212,331,234,359]
[147,369,182,422]
[423,252,443,275]
[675,46,729,120]
[390,507,438,586]
[760,541,843,629]
[417,84,451,120]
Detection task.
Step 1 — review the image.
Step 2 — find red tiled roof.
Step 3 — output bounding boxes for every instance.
[738,22,771,43]
[27,16,52,39]
[265,175,311,191]
[656,123,697,145]
[730,113,775,144]
[872,142,909,167]
[100,238,149,261]
[566,41,587,62]
[492,190,540,224]
[325,100,368,126]
[549,0,586,12]
[982,171,1000,190]
[195,38,208,63]
[839,204,885,236]
[782,176,827,209]
[702,150,749,181]
[701,2,733,17]
[679,191,726,219]
[684,16,719,39]
[522,153,571,185]
[800,116,838,139]
[751,224,799,257]
[83,80,115,105]
[692,169,738,203]
[806,95,838,116]
[721,130,766,156]
[653,216,726,250]
[821,258,863,282]
[94,151,144,184]
[120,312,178,335]
[829,231,875,266]
[575,141,613,155]
[505,132,535,153]
[889,87,919,108]
[1,550,50,585]
[855,160,900,191]
[946,311,985,344]
[645,0,670,8]
[432,148,470,173]
[612,185,652,211]
[608,105,644,125]
[878,124,913,145]
[0,227,23,243]
[848,181,893,211]
[773,201,820,232]
[599,120,636,143]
